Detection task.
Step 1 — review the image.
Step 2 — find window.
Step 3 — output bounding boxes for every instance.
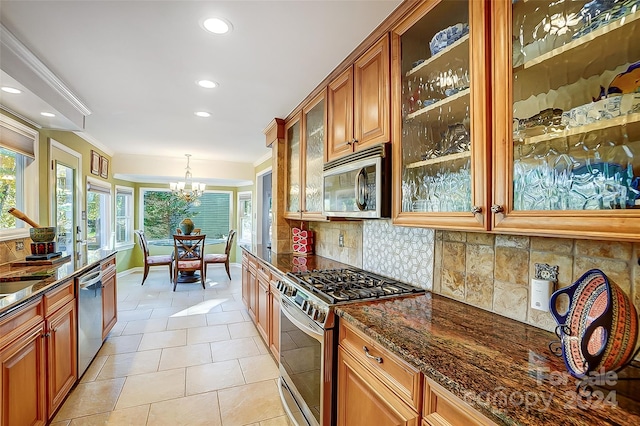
[87,179,112,253]
[141,189,232,240]
[115,186,134,247]
[238,191,252,244]
[0,115,38,239]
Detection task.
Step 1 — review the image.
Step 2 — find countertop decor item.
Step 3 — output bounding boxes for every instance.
[179,218,195,235]
[550,269,639,379]
[7,207,57,242]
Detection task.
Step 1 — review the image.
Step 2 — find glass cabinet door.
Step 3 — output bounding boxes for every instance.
[302,92,325,219]
[492,0,640,239]
[285,116,301,218]
[392,0,489,230]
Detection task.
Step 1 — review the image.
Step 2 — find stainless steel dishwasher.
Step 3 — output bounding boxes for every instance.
[76,265,103,377]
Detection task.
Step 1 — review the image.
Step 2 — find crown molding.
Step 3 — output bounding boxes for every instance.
[72,131,114,157]
[0,23,92,117]
[252,151,272,168]
[0,105,42,130]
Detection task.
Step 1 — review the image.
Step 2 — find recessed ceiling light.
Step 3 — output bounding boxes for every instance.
[195,111,211,118]
[1,86,21,94]
[203,17,232,34]
[40,112,56,117]
[197,80,218,89]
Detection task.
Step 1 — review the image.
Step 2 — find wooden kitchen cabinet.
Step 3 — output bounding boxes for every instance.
[241,251,249,307]
[423,378,496,426]
[327,34,390,162]
[240,250,281,360]
[247,255,258,321]
[0,298,47,426]
[337,346,420,426]
[46,299,76,416]
[285,91,326,220]
[490,0,640,240]
[101,256,117,339]
[268,277,281,359]
[255,263,270,343]
[391,0,490,231]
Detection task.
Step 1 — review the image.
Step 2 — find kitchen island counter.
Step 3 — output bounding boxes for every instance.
[336,292,640,426]
[0,249,116,318]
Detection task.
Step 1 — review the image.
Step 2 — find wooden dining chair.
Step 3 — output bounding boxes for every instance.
[172,234,206,291]
[203,230,236,280]
[175,228,201,235]
[134,230,173,285]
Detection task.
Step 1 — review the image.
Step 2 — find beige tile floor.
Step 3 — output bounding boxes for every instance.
[52,265,293,426]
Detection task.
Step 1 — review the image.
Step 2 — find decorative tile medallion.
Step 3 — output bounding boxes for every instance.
[363,220,434,289]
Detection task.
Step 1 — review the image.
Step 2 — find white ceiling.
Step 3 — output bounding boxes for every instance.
[0,0,401,177]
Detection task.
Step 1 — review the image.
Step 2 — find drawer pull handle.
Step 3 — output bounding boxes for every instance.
[363,346,383,363]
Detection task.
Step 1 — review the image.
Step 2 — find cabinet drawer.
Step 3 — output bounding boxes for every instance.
[44,279,74,317]
[101,256,116,271]
[0,297,44,349]
[339,320,422,411]
[256,261,271,282]
[248,256,257,273]
[423,378,496,426]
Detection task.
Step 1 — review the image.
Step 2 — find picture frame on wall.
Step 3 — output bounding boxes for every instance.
[100,156,109,179]
[91,151,100,176]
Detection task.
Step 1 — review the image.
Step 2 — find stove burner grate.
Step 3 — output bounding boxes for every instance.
[286,267,423,304]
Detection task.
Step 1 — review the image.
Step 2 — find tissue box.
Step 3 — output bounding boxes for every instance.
[292,228,314,256]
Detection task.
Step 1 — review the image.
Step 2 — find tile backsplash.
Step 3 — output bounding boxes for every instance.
[308,221,363,268]
[363,220,434,289]
[0,237,30,265]
[432,230,640,333]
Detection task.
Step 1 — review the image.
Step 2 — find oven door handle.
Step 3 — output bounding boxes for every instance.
[281,298,323,342]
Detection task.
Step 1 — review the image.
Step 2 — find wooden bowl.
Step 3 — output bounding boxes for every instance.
[29,227,57,243]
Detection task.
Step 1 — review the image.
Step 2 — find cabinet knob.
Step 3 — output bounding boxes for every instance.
[490,205,504,214]
[471,206,482,214]
[345,140,352,146]
[352,139,358,145]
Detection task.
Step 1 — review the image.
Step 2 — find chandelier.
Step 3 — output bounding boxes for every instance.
[170,154,206,203]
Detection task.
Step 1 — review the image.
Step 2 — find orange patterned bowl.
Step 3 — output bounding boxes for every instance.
[550,269,639,378]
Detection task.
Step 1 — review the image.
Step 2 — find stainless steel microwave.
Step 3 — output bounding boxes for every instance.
[322,144,391,218]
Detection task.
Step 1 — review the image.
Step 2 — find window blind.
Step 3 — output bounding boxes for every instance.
[0,123,36,158]
[87,181,111,194]
[190,192,231,238]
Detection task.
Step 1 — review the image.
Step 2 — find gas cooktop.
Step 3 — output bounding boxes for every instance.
[285,267,424,305]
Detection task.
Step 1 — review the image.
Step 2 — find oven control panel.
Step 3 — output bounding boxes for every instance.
[277,279,329,326]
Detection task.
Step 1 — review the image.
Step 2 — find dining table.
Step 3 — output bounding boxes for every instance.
[147,237,226,247]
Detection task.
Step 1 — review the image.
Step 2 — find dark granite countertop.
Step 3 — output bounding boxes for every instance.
[0,249,116,318]
[336,293,640,425]
[241,244,350,275]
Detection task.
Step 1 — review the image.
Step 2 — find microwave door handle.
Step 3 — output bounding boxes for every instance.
[355,167,367,211]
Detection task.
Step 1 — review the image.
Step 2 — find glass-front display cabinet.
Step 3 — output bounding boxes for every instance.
[285,114,301,219]
[301,91,326,220]
[492,0,640,240]
[284,91,326,221]
[391,0,490,230]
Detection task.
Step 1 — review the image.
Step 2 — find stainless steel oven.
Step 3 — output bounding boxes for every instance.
[278,281,335,426]
[277,267,424,426]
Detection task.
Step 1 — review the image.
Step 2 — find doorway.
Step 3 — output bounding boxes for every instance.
[256,168,272,248]
[50,140,85,268]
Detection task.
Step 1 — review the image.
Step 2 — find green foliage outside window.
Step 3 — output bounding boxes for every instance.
[143,191,231,240]
[0,148,18,229]
[143,191,194,239]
